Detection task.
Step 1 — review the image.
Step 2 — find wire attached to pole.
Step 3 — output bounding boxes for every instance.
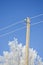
[0,26,26,38]
[0,20,24,31]
[30,14,43,19]
[0,20,43,38]
[31,21,43,26]
[0,14,43,37]
[0,14,43,31]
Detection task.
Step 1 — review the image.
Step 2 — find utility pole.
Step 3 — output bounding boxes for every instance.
[25,17,30,65]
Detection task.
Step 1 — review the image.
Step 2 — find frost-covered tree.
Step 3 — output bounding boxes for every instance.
[0,37,43,65]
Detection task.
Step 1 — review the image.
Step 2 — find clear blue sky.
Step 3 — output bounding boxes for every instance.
[0,0,43,60]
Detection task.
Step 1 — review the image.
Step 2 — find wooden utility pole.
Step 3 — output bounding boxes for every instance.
[25,17,30,65]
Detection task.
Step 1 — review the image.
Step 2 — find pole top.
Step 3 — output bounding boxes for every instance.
[24,17,30,24]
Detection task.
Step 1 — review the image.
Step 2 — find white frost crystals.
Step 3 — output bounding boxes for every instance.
[0,37,43,65]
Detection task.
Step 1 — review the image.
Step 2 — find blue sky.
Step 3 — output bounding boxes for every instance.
[0,0,43,60]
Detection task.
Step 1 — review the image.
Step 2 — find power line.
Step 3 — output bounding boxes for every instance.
[0,20,24,31]
[30,14,43,19]
[31,21,43,26]
[0,14,43,31]
[0,26,26,37]
[0,20,43,38]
